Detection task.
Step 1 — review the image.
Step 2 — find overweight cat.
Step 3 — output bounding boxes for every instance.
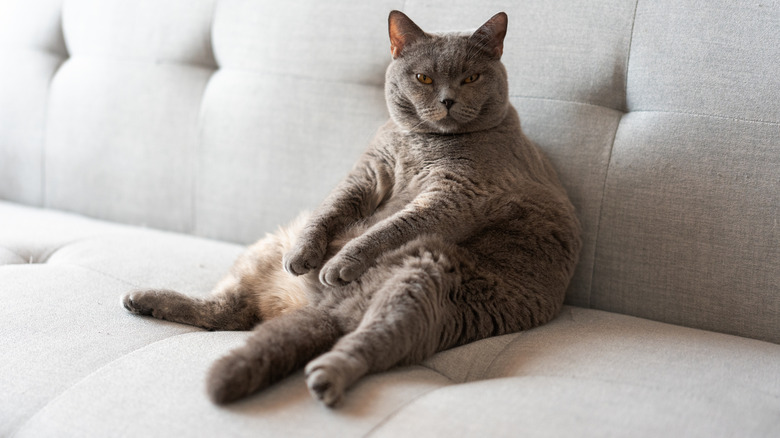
[123,10,581,407]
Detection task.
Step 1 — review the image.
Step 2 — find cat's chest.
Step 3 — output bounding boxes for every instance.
[364,156,443,221]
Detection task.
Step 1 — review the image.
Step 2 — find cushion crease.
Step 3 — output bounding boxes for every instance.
[13,330,207,437]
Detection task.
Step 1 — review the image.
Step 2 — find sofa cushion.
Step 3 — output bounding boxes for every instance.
[3,201,779,437]
[593,113,780,343]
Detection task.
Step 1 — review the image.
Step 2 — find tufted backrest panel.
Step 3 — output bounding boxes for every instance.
[591,0,780,341]
[0,0,778,343]
[43,0,216,231]
[195,0,398,239]
[0,0,67,205]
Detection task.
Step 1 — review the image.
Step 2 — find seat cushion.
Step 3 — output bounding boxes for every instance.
[2,201,779,437]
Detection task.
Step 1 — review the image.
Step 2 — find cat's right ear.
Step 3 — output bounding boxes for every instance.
[388,10,426,59]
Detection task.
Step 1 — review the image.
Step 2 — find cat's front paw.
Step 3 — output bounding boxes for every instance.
[283,241,326,276]
[318,254,367,287]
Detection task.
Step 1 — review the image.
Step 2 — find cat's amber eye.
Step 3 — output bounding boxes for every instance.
[463,73,481,84]
[416,74,433,84]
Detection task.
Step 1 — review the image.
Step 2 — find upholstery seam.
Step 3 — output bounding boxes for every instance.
[59,52,218,71]
[474,334,524,381]
[413,363,456,384]
[509,94,625,114]
[38,234,116,264]
[12,331,205,438]
[587,116,621,309]
[510,97,779,127]
[622,0,640,112]
[362,383,451,438]
[364,373,780,438]
[586,0,638,308]
[190,0,222,236]
[224,67,386,88]
[206,0,219,69]
[59,262,144,289]
[627,108,780,126]
[40,0,71,208]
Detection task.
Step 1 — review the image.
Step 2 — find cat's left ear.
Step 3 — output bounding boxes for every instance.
[470,12,508,59]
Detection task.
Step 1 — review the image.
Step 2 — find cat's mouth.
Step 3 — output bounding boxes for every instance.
[417,104,479,132]
[418,106,449,123]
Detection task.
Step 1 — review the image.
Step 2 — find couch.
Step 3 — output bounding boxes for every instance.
[2,0,778,436]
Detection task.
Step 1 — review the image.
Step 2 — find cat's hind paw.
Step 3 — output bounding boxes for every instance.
[122,291,155,315]
[305,364,346,407]
[206,353,257,405]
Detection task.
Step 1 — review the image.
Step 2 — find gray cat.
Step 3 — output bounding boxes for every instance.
[122,10,581,407]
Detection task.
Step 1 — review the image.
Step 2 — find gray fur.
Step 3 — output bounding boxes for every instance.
[123,11,581,407]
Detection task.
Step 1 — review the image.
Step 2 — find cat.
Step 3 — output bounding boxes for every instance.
[122,10,581,407]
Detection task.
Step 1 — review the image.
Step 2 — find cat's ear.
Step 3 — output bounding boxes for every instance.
[388,10,426,59]
[470,12,508,59]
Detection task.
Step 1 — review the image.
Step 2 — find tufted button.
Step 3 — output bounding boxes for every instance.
[0,247,49,265]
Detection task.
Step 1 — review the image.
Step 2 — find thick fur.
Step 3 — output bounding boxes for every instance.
[123,11,581,407]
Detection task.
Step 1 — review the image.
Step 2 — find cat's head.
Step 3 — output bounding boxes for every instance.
[385,11,509,134]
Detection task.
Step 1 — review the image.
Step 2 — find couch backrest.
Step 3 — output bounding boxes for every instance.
[1,0,778,344]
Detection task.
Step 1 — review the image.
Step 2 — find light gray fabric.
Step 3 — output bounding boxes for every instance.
[369,377,780,438]
[196,71,389,241]
[589,0,780,342]
[0,0,66,205]
[62,0,216,67]
[45,59,213,231]
[0,202,243,436]
[627,0,780,122]
[213,0,401,85]
[43,0,217,231]
[2,0,780,436]
[592,113,780,343]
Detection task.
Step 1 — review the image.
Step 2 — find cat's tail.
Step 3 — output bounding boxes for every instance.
[206,305,342,405]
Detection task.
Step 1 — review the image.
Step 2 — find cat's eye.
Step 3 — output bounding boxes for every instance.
[416,74,433,84]
[463,74,481,84]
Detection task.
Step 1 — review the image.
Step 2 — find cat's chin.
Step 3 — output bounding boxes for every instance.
[428,115,479,134]
[393,113,478,135]
[431,119,462,134]
[403,110,460,133]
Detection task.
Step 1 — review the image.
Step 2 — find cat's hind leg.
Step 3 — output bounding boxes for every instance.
[122,274,260,331]
[304,238,461,406]
[123,213,313,330]
[206,305,343,404]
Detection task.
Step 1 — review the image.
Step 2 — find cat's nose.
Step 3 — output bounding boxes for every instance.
[441,99,455,110]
